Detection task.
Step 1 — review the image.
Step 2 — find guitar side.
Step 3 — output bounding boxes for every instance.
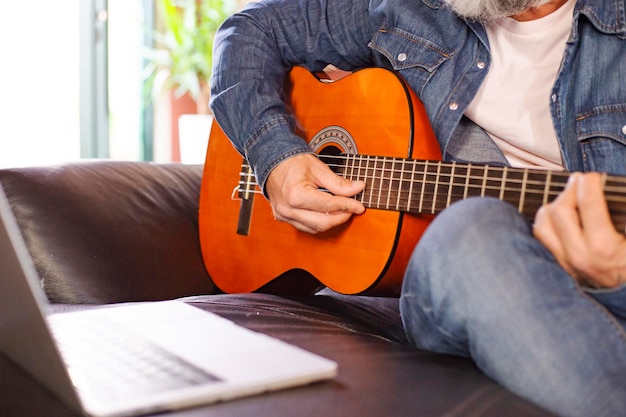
[199,67,441,295]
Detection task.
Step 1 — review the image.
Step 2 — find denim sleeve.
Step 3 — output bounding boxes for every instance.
[210,0,379,192]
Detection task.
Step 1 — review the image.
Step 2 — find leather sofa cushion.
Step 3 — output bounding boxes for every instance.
[39,293,553,417]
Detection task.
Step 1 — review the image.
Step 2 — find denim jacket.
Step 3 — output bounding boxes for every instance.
[210,0,626,192]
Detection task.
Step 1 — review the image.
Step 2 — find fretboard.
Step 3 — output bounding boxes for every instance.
[326,154,626,232]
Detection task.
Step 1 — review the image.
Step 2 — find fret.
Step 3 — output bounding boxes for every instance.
[389,158,396,210]
[358,155,369,205]
[499,166,508,201]
[406,159,417,212]
[519,169,528,213]
[463,165,472,199]
[418,161,428,213]
[386,157,394,210]
[398,157,406,210]
[346,155,360,204]
[466,165,485,198]
[404,163,414,213]
[396,159,410,211]
[367,156,383,208]
[367,156,377,208]
[381,156,390,209]
[433,162,453,213]
[543,171,552,205]
[355,155,365,203]
[366,155,377,208]
[337,154,347,178]
[446,162,456,209]
[485,167,508,199]
[522,170,547,218]
[354,155,365,205]
[481,165,488,197]
[451,163,469,206]
[392,158,400,210]
[380,156,389,209]
[390,157,398,208]
[345,154,355,181]
[500,169,524,212]
[359,155,368,205]
[353,154,359,181]
[342,155,352,192]
[547,172,570,202]
[431,162,442,214]
[521,170,548,219]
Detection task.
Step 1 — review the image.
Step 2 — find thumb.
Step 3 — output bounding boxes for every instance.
[321,171,365,197]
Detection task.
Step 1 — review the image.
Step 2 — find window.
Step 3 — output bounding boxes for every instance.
[82,0,152,161]
[0,1,81,168]
[1,1,247,169]
[108,0,153,161]
[0,1,151,168]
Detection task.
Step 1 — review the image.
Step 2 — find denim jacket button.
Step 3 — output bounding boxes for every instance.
[476,61,486,69]
[397,53,407,62]
[622,125,626,135]
[449,102,459,111]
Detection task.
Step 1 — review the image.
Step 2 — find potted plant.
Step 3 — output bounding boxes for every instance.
[144,0,237,162]
[145,0,237,113]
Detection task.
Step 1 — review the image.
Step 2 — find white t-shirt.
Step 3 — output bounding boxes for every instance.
[464,0,576,170]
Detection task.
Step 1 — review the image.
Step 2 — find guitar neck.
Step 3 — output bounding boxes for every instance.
[329,154,626,232]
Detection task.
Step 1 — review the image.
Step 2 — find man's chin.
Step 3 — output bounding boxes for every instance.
[443,0,551,21]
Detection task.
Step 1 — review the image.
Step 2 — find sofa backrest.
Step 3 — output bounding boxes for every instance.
[0,161,218,304]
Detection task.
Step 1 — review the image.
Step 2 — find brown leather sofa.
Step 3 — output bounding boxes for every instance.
[0,161,554,416]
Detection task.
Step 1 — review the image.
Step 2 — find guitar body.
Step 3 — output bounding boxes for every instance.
[199,66,441,295]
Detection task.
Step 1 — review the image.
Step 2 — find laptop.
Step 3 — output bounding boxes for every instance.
[0,182,337,417]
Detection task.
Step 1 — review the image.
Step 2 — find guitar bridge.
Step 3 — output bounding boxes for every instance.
[235,161,258,236]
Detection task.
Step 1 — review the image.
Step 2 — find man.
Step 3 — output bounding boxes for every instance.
[209,0,626,415]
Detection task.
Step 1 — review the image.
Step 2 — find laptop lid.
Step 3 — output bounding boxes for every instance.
[0,182,84,410]
[0,181,337,417]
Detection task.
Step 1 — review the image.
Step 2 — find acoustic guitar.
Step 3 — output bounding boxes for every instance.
[198,66,626,296]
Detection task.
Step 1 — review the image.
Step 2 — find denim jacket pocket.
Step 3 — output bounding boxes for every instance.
[369,27,452,73]
[576,104,626,176]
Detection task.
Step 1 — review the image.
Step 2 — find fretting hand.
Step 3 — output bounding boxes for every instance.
[265,154,366,234]
[533,172,626,288]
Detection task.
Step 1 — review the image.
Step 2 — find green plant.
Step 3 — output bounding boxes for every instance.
[144,0,237,113]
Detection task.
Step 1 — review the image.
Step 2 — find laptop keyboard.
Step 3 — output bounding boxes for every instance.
[48,312,221,400]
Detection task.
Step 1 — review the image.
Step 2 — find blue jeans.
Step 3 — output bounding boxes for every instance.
[400,198,626,417]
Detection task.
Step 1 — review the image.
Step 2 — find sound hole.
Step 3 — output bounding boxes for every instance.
[318,145,343,175]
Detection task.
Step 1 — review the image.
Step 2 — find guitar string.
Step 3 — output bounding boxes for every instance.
[234,179,626,222]
[330,156,626,187]
[234,182,626,210]
[240,155,626,182]
[241,156,626,191]
[326,155,626,200]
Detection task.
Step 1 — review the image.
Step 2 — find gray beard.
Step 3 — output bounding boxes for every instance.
[444,0,553,21]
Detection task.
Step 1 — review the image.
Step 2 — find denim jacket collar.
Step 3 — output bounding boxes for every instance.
[419,0,626,36]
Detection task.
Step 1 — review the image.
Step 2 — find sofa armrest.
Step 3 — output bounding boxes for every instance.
[0,161,217,304]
